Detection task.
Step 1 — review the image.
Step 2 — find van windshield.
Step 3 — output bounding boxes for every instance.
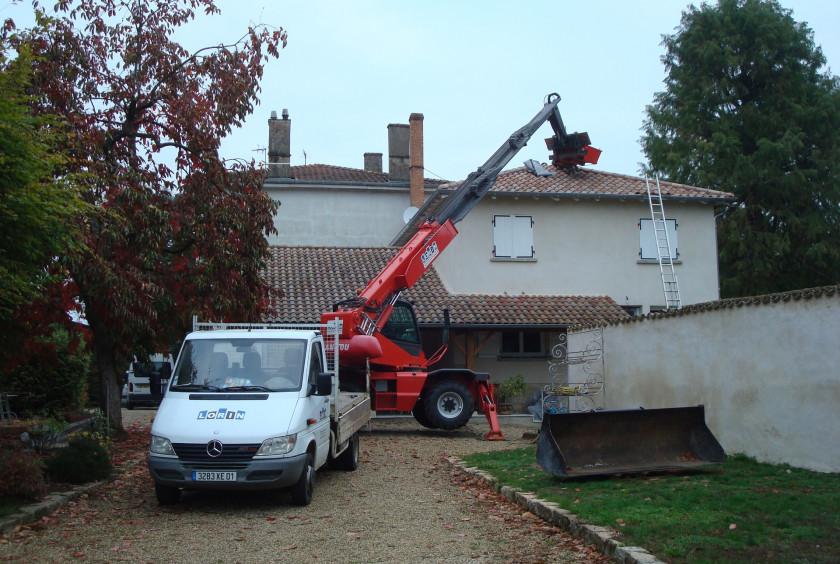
[171,339,306,392]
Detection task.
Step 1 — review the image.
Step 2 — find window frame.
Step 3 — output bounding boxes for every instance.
[498,330,545,358]
[639,218,679,261]
[493,214,535,259]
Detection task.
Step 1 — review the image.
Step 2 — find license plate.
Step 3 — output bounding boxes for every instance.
[191,471,237,481]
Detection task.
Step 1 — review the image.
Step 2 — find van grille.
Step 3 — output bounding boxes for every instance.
[172,442,260,464]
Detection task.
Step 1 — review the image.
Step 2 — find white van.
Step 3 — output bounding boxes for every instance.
[147,321,371,506]
[124,354,173,409]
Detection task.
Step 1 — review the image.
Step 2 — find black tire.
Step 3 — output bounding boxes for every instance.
[412,402,438,429]
[154,483,181,505]
[126,401,135,410]
[335,432,360,471]
[422,380,475,430]
[290,453,315,506]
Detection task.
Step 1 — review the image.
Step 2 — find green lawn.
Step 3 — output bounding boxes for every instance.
[460,448,839,563]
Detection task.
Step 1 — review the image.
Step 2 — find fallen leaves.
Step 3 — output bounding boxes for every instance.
[450,470,612,563]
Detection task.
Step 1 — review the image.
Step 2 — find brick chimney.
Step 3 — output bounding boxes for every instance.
[364,152,383,173]
[409,113,424,209]
[387,123,410,182]
[267,109,291,178]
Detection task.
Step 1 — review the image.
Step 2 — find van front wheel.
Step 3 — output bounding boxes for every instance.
[290,453,315,506]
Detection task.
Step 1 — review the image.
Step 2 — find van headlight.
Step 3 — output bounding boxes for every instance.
[255,434,297,456]
[150,435,176,456]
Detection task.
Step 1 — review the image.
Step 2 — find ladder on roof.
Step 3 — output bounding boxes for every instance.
[646,176,681,309]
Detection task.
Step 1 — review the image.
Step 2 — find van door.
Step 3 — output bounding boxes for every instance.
[301,340,330,468]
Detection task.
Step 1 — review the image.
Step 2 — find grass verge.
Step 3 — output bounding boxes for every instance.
[460,448,839,563]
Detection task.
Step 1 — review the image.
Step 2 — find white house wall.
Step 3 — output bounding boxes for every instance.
[265,185,412,247]
[433,197,721,311]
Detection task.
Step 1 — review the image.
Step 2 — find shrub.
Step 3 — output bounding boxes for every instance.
[496,374,526,403]
[45,436,111,484]
[0,449,46,500]
[0,327,93,418]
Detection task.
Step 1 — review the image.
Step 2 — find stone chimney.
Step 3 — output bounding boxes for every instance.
[387,123,410,182]
[409,113,424,209]
[268,109,291,178]
[364,152,383,173]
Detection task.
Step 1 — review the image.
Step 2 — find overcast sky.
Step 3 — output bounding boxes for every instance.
[4,0,839,182]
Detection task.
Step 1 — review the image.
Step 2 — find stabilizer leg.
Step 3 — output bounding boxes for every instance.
[476,381,505,440]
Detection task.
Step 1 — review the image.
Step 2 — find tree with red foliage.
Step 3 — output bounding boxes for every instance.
[6,0,285,429]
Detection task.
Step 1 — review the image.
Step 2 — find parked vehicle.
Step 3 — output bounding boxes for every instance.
[124,354,173,409]
[147,321,370,505]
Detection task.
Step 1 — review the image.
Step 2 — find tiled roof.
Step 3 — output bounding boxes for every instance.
[271,163,448,186]
[290,164,389,183]
[391,165,734,246]
[262,246,628,326]
[442,294,630,326]
[445,164,735,200]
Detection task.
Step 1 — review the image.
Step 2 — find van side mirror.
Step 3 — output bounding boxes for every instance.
[310,372,332,396]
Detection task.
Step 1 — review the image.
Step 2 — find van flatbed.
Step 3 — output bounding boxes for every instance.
[335,390,371,445]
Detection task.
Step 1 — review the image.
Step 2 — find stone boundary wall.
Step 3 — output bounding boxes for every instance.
[571,286,839,473]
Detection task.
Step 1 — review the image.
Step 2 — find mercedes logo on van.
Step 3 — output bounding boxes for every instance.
[207,440,223,458]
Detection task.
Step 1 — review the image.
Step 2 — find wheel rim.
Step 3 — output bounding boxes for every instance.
[436,391,464,419]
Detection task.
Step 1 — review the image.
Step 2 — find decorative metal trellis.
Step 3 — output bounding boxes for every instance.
[542,328,605,415]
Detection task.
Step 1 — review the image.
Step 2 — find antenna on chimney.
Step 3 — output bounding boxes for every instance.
[253,146,266,166]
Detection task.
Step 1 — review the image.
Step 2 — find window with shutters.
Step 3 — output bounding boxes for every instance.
[493,215,534,259]
[639,218,679,260]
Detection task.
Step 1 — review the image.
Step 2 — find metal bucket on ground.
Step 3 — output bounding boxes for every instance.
[536,405,725,478]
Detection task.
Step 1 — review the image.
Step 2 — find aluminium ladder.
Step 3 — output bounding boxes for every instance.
[646,176,681,309]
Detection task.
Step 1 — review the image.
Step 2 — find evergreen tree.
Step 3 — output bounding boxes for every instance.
[642,0,840,297]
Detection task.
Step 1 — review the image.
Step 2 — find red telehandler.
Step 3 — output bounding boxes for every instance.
[320,93,599,440]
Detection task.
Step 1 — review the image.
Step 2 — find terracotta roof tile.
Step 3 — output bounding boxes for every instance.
[442,164,735,200]
[286,164,447,186]
[262,246,628,326]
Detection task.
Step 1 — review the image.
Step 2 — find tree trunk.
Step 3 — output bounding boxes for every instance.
[87,312,124,432]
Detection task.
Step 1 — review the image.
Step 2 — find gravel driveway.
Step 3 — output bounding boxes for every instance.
[0,410,608,563]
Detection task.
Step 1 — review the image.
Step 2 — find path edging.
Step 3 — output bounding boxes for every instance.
[448,457,665,564]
